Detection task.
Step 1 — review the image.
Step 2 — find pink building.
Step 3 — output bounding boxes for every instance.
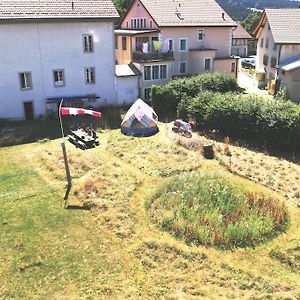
[115,0,239,100]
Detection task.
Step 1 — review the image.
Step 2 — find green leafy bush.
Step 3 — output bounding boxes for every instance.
[147,173,288,248]
[151,73,239,116]
[184,92,300,150]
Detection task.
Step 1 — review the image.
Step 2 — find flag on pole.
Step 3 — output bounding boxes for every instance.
[60,107,102,118]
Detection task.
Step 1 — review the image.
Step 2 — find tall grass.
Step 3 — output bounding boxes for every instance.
[147,173,288,248]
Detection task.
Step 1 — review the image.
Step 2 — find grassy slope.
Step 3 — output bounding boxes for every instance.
[0,124,300,299]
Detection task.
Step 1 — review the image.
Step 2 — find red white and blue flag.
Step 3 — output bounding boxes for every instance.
[60,107,102,118]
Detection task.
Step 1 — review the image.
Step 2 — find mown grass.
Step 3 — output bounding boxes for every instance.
[0,123,300,299]
[147,173,288,248]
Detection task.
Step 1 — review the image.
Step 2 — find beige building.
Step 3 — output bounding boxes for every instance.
[254,8,300,102]
[115,0,239,100]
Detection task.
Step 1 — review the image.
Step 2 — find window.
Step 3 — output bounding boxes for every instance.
[134,19,137,28]
[53,69,64,87]
[19,72,32,89]
[85,67,95,84]
[136,37,148,51]
[270,57,277,68]
[168,39,174,51]
[144,66,151,80]
[204,58,211,71]
[263,54,269,66]
[179,62,187,74]
[160,65,167,79]
[152,65,159,80]
[131,19,134,28]
[150,20,153,28]
[115,36,118,49]
[179,39,187,52]
[144,88,151,100]
[137,19,140,28]
[83,34,93,52]
[273,43,277,51]
[122,36,127,50]
[231,62,236,73]
[260,38,264,48]
[265,38,269,49]
[126,21,129,28]
[198,29,204,41]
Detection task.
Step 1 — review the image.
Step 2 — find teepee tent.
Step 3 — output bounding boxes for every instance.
[121,99,159,136]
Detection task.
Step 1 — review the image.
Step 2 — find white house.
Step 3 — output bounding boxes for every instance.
[254,8,300,101]
[0,0,119,120]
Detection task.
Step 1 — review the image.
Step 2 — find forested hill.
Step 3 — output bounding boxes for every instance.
[216,0,300,20]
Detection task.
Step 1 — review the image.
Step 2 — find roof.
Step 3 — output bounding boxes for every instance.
[233,22,252,39]
[138,0,236,27]
[278,55,300,71]
[116,63,141,77]
[0,0,119,20]
[254,9,300,44]
[115,29,159,36]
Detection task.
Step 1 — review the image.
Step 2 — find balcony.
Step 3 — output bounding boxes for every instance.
[132,51,174,63]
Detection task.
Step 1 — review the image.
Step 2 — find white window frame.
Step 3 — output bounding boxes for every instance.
[144,88,151,100]
[179,38,188,52]
[152,65,159,80]
[204,58,211,71]
[19,72,32,90]
[179,61,187,75]
[83,34,94,53]
[85,67,95,84]
[198,29,204,41]
[167,38,174,51]
[160,65,167,79]
[53,69,65,87]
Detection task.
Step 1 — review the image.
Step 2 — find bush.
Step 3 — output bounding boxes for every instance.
[147,173,288,248]
[151,73,239,116]
[184,92,300,150]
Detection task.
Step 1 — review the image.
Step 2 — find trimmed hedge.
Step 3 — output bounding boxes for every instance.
[183,91,300,149]
[151,73,239,116]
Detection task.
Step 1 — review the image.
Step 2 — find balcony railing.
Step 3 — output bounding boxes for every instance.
[132,51,174,62]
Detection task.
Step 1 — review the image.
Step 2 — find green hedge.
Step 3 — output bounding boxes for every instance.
[183,91,300,149]
[151,73,239,116]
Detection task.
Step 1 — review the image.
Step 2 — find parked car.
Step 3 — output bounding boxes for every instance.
[241,57,256,69]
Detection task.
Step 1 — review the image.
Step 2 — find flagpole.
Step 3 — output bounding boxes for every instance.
[59,98,72,202]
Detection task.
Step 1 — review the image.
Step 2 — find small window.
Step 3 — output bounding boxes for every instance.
[122,36,127,51]
[268,23,271,30]
[204,58,211,71]
[273,43,277,51]
[126,21,129,28]
[149,20,153,29]
[144,66,151,80]
[144,88,151,100]
[115,36,118,49]
[231,62,236,73]
[137,19,140,28]
[53,69,65,87]
[270,57,277,68]
[179,39,187,52]
[260,38,264,48]
[179,62,186,74]
[134,19,137,28]
[160,65,167,79]
[263,54,269,66]
[198,29,204,41]
[85,67,95,84]
[131,19,134,28]
[152,65,159,80]
[265,38,269,49]
[19,72,32,89]
[168,39,174,51]
[83,34,93,52]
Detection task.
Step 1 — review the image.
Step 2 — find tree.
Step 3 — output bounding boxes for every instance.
[113,0,132,19]
[241,11,262,34]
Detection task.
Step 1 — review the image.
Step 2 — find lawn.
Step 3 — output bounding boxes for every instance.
[0,120,300,299]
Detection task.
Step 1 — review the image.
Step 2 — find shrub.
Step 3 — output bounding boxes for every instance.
[151,73,239,116]
[147,173,288,248]
[183,92,300,150]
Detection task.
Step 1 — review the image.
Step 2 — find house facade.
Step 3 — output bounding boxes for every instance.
[254,8,300,102]
[115,0,239,100]
[231,22,254,57]
[0,0,119,120]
